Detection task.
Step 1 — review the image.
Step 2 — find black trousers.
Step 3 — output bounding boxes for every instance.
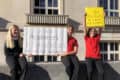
[86,58,104,80]
[6,56,28,80]
[62,55,79,80]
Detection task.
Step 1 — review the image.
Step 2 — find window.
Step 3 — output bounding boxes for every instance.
[98,0,119,16]
[34,0,59,15]
[34,56,44,62]
[100,41,120,61]
[33,55,60,62]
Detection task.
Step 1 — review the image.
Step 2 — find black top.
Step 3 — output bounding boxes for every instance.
[4,40,22,57]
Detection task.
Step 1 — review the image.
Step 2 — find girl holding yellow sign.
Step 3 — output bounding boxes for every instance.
[84,12,104,80]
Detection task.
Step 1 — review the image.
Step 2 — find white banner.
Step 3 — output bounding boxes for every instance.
[23,27,67,55]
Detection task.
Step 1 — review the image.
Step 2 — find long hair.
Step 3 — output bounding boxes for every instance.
[86,28,98,37]
[6,25,22,48]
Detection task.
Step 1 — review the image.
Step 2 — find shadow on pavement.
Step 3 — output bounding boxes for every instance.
[103,63,120,80]
[26,63,51,80]
[78,62,120,80]
[0,73,10,80]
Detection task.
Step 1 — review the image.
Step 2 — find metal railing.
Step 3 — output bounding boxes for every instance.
[26,14,69,25]
[105,16,120,25]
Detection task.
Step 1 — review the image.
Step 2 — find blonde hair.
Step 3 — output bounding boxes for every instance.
[6,25,22,48]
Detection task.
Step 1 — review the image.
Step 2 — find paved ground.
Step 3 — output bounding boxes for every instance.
[0,62,120,80]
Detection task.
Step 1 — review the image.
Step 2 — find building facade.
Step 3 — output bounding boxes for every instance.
[0,0,120,65]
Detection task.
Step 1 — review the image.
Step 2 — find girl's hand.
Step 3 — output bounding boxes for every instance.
[19,53,24,57]
[28,53,33,57]
[59,52,68,56]
[52,53,59,56]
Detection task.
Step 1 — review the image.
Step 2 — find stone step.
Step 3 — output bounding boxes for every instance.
[0,62,120,80]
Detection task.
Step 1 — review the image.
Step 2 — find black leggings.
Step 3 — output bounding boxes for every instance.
[6,56,28,80]
[62,55,79,80]
[86,58,104,80]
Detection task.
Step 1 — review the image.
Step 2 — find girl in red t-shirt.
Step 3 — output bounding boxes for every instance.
[84,17,104,80]
[61,26,79,80]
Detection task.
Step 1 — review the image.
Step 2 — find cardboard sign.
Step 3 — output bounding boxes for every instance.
[85,7,105,28]
[23,27,67,55]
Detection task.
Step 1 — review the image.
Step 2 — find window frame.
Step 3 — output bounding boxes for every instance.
[100,41,120,61]
[33,0,60,15]
[98,0,119,17]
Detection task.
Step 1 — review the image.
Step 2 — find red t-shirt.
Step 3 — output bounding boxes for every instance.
[85,35,101,59]
[67,37,78,53]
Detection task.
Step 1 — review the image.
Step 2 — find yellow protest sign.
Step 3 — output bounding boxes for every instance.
[85,7,105,28]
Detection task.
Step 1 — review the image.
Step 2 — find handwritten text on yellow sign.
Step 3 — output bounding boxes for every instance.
[85,7,105,28]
